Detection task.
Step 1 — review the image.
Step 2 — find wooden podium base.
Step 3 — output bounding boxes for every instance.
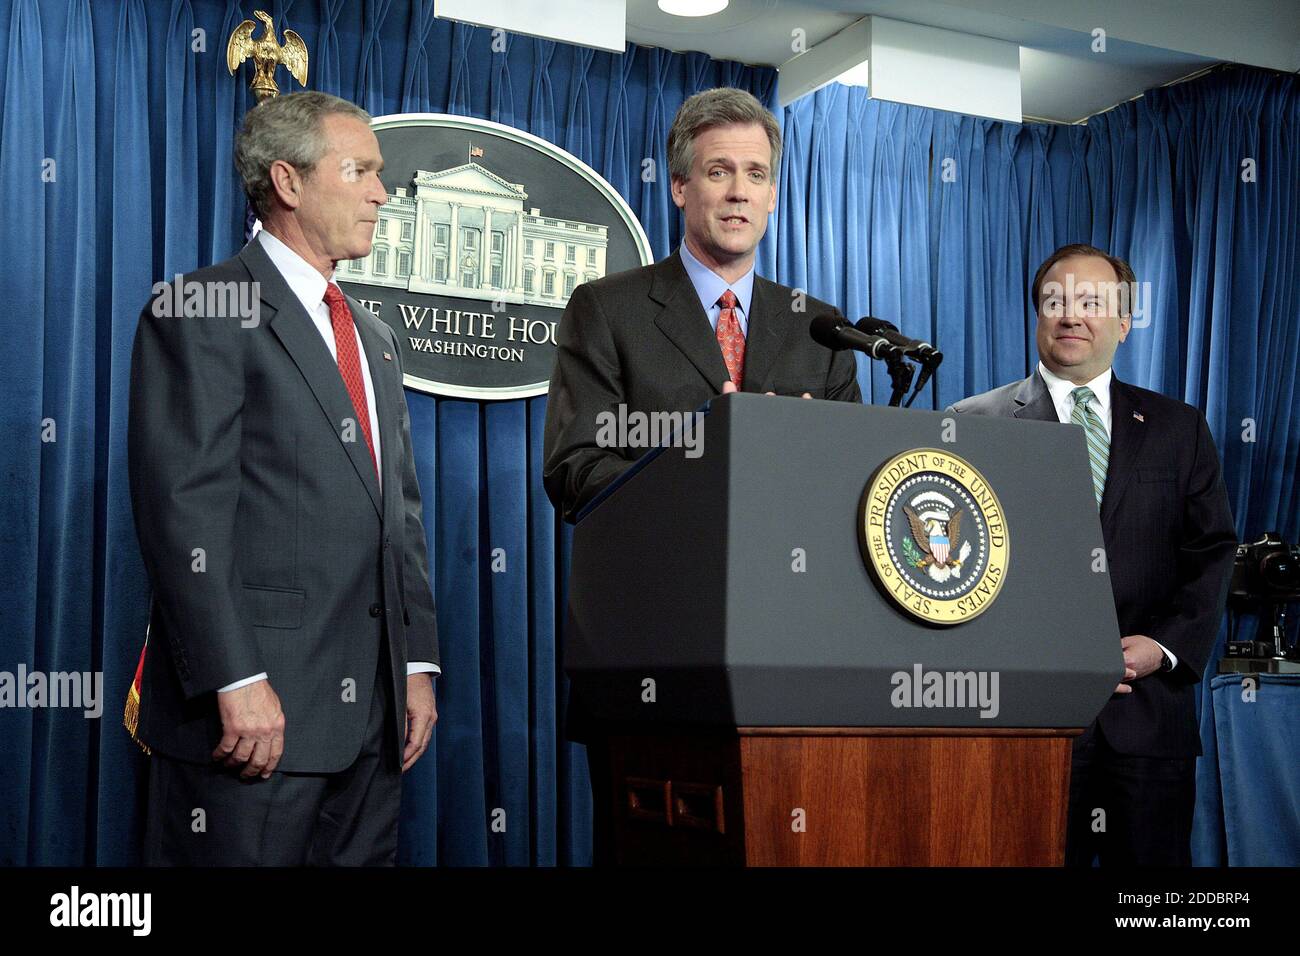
[603,728,1078,866]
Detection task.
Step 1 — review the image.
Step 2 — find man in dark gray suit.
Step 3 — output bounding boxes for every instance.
[543,87,861,523]
[950,244,1236,866]
[128,92,439,865]
[543,88,861,863]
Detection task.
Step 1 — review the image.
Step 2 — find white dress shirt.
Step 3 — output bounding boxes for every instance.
[219,230,438,691]
[1037,361,1113,437]
[1036,361,1177,671]
[260,229,384,486]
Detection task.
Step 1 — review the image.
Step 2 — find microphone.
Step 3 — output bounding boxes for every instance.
[856,316,944,407]
[809,314,908,364]
[854,317,941,362]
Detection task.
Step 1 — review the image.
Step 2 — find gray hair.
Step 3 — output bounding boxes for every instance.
[234,91,371,219]
[666,87,782,183]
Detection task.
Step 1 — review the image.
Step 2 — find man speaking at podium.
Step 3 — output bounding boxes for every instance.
[128,92,439,865]
[543,87,861,863]
[950,244,1236,866]
[543,87,861,523]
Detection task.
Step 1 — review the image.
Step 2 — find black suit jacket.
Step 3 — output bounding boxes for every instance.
[950,371,1236,757]
[127,234,439,773]
[543,250,862,521]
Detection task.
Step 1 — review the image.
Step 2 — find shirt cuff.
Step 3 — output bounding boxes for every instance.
[407,661,441,677]
[217,672,268,693]
[1153,641,1179,671]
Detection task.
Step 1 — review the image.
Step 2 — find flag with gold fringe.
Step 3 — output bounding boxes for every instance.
[123,625,151,754]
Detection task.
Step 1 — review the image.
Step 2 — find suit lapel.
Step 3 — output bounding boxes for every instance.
[1009,368,1145,528]
[240,237,382,517]
[1100,376,1147,533]
[739,275,795,393]
[651,251,731,393]
[1011,371,1057,421]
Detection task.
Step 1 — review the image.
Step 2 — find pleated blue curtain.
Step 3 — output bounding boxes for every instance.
[11,0,64,869]
[773,92,810,301]
[161,2,198,279]
[487,23,514,127]
[600,45,637,217]
[637,46,674,255]
[778,87,936,405]
[46,0,96,866]
[399,0,435,111]
[0,0,779,866]
[867,100,931,405]
[929,110,1036,405]
[312,0,348,96]
[803,88,842,321]
[527,39,556,143]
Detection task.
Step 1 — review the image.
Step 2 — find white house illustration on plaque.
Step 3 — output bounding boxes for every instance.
[343,159,610,307]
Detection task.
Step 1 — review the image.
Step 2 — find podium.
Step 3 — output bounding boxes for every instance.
[565,393,1121,866]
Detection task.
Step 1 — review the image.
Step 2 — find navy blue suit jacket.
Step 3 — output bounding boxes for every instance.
[951,370,1236,757]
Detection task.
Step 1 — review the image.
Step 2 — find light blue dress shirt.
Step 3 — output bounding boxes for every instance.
[678,241,755,338]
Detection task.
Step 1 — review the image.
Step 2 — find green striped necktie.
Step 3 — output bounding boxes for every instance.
[1070,386,1109,508]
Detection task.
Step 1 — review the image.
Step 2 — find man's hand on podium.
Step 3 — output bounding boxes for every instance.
[1113,665,1138,695]
[720,381,813,398]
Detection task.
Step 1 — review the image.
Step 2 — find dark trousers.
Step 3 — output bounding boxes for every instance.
[144,652,401,866]
[585,734,615,867]
[1065,721,1197,867]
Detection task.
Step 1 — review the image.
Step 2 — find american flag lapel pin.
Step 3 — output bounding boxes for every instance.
[1133,411,1144,422]
[383,351,392,361]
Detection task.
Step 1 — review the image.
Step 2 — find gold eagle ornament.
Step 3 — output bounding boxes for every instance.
[227,10,308,103]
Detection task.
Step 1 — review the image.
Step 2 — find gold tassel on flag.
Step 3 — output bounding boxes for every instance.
[123,627,151,755]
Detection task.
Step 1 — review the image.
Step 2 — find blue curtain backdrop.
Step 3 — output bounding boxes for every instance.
[1,0,1296,865]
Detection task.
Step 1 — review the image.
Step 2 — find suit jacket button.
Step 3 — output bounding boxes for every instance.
[369,604,383,618]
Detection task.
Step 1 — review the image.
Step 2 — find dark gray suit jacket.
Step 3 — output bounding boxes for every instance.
[128,234,439,773]
[950,370,1236,757]
[543,250,862,521]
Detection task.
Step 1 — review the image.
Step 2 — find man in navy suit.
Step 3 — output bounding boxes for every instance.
[950,244,1237,865]
[129,91,439,865]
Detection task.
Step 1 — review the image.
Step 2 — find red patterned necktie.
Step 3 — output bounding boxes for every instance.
[323,283,377,476]
[716,289,745,388]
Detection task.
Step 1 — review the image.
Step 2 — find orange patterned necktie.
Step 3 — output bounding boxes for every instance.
[716,289,745,388]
